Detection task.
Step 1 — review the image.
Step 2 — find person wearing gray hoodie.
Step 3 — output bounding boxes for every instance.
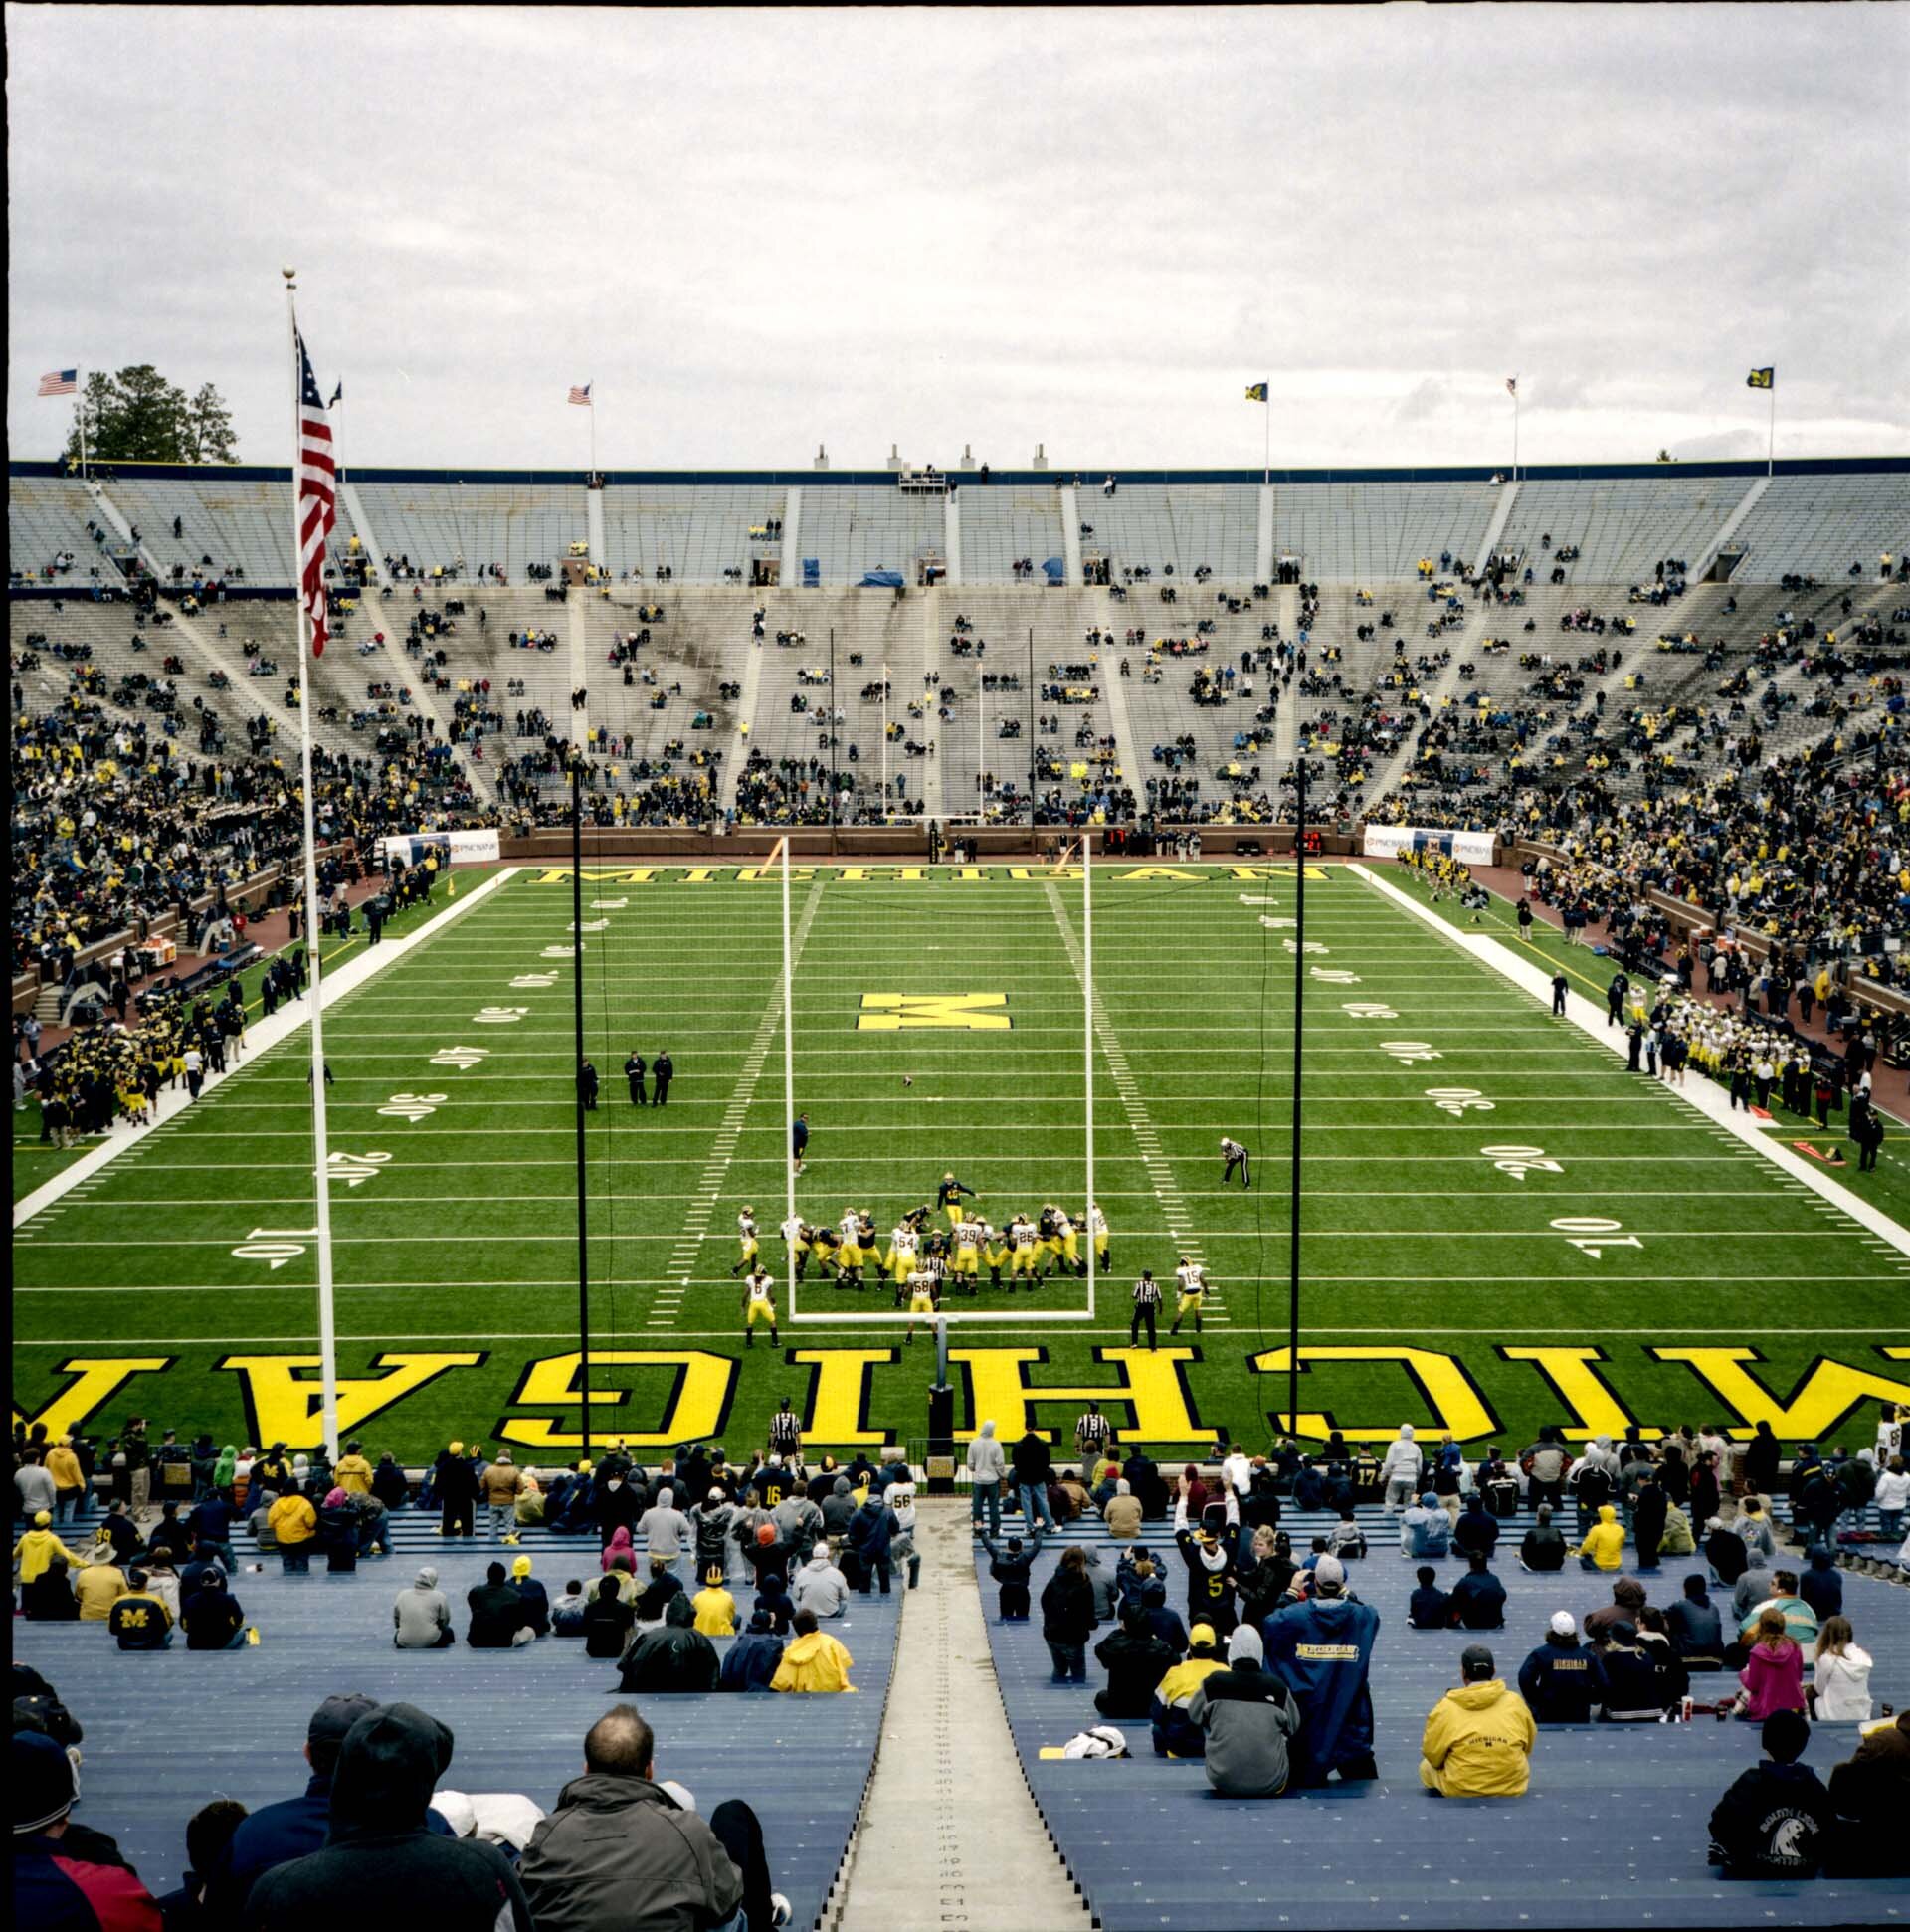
[792,1547,850,1619]
[1081,1545,1120,1623]
[772,1488,825,1563]
[1186,1626,1299,1797]
[1401,1493,1452,1559]
[1379,1425,1423,1512]
[967,1420,1006,1536]
[393,1568,454,1648]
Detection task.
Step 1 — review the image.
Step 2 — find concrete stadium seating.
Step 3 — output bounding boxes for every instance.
[1498,478,1752,587]
[972,1503,1906,1930]
[1733,475,1910,586]
[15,1515,902,1931]
[599,483,786,583]
[1269,482,1497,583]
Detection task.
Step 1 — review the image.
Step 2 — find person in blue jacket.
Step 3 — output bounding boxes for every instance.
[1262,1555,1382,1785]
[847,1492,899,1595]
[720,1607,786,1691]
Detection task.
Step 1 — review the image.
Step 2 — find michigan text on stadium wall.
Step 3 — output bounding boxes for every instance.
[16,1343,1910,1455]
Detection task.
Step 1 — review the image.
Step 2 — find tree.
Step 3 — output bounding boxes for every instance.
[62,365,239,466]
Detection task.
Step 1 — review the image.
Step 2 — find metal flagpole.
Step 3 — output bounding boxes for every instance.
[1082,827,1096,1322]
[978,676,985,824]
[829,628,838,831]
[1263,395,1270,487]
[780,836,798,1305]
[589,383,597,483]
[285,274,341,1459]
[571,757,594,1464]
[1027,629,1036,832]
[1768,377,1777,479]
[1512,384,1520,483]
[79,375,90,482]
[1287,754,1306,1442]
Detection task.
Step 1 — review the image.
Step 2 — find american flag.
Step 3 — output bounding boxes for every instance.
[295,330,337,659]
[568,382,592,407]
[38,368,78,396]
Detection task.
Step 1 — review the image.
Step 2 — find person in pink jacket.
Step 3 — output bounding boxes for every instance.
[1735,1607,1806,1720]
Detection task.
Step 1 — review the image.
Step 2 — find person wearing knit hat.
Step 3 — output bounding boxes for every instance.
[15,1729,163,1922]
[1187,1622,1298,1797]
[1419,1644,1536,1797]
[511,1553,551,1637]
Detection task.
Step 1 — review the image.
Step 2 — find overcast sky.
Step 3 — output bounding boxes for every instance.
[7,5,1908,473]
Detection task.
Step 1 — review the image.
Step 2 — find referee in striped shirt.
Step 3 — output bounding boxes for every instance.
[1130,1269,1162,1349]
[1221,1136,1251,1187]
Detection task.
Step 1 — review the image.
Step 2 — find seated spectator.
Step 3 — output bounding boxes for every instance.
[1420,1644,1536,1796]
[1704,1517,1750,1588]
[1798,1546,1843,1624]
[1408,1565,1451,1630]
[754,1570,795,1636]
[182,1570,249,1650]
[1518,1503,1566,1573]
[14,1731,162,1926]
[635,1556,684,1622]
[243,1700,531,1927]
[1827,1710,1910,1876]
[618,1594,719,1693]
[601,1525,637,1575]
[1735,1608,1807,1720]
[1187,1627,1299,1797]
[771,1607,855,1692]
[1809,1616,1873,1723]
[510,1555,550,1637]
[1263,1555,1382,1788]
[983,1534,1032,1620]
[550,1579,588,1637]
[467,1562,529,1648]
[1150,1622,1227,1758]
[1584,1575,1648,1642]
[518,1706,782,1931]
[1518,1611,1606,1722]
[582,1576,636,1659]
[1452,1495,1500,1562]
[720,1608,786,1692]
[74,1556,130,1621]
[394,1567,455,1649]
[1737,1570,1818,1650]
[21,1553,80,1622]
[1449,1549,1507,1630]
[1708,1709,1833,1878]
[692,1564,737,1637]
[1400,1491,1450,1558]
[316,1488,357,1574]
[156,1797,249,1929]
[1092,1600,1177,1718]
[1598,1620,1681,1721]
[1663,1574,1725,1670]
[1659,1497,1697,1556]
[793,1545,850,1619]
[108,1568,173,1649]
[1103,1479,1143,1540]
[1572,1503,1625,1572]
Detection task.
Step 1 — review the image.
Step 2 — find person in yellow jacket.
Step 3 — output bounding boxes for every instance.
[332,1439,374,1495]
[1420,1645,1537,1796]
[1573,1503,1626,1572]
[75,1559,130,1621]
[771,1609,856,1691]
[692,1564,737,1637]
[45,1438,86,1518]
[13,1512,83,1585]
[1152,1624,1230,1758]
[269,1488,318,1573]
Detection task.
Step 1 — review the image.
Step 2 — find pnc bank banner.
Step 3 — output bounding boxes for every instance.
[1362,825,1496,866]
[14,1342,1910,1458]
[377,829,502,867]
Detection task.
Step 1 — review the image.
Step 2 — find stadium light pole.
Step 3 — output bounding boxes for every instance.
[570,756,595,1465]
[284,270,340,1461]
[1288,753,1305,1445]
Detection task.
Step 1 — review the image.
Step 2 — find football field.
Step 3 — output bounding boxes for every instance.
[14,861,1910,1462]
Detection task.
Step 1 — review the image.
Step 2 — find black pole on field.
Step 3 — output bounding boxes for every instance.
[1288,754,1304,1446]
[571,756,593,1464]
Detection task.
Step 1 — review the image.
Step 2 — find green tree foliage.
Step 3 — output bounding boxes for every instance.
[62,365,240,466]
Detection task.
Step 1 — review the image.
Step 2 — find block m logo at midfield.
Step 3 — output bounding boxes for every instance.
[858,993,1011,1031]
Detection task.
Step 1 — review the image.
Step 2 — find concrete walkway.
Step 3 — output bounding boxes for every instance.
[833,1498,1088,1932]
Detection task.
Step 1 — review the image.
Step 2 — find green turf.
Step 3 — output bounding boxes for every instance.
[14,862,1910,1462]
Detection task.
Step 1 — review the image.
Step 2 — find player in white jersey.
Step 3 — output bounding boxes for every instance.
[837,1209,866,1289]
[1087,1203,1110,1273]
[888,1221,920,1300]
[731,1208,760,1276]
[952,1215,986,1292]
[1171,1256,1208,1335]
[1008,1213,1040,1285]
[781,1214,810,1281]
[741,1266,779,1347]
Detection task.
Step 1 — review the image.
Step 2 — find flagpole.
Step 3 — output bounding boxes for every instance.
[1768,379,1776,480]
[79,374,89,482]
[589,382,597,483]
[1263,395,1270,487]
[285,271,341,1461]
[1512,382,1520,483]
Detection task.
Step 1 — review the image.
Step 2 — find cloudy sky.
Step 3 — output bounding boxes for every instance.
[8,4,1908,473]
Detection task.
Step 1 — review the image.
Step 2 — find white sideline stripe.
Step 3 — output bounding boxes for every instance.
[1348,863,1910,1257]
[12,868,521,1232]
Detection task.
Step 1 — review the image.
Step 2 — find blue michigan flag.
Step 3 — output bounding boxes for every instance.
[1244,382,1268,402]
[1746,367,1775,389]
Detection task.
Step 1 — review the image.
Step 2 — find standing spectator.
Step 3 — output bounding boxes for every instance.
[14,1730,163,1928]
[242,1702,531,1929]
[1263,1556,1381,1787]
[435,1441,478,1540]
[13,1511,82,1588]
[967,1421,1006,1538]
[481,1451,523,1544]
[1707,1710,1833,1878]
[1875,1456,1910,1541]
[1420,1645,1536,1796]
[393,1567,455,1649]
[268,1487,316,1575]
[15,1449,57,1520]
[1040,1546,1097,1684]
[1013,1429,1056,1537]
[517,1706,782,1932]
[1378,1424,1423,1511]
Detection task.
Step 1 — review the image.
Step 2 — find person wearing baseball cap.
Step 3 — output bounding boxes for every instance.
[15,1728,164,1924]
[1263,1554,1383,1786]
[1516,1611,1608,1724]
[1150,1623,1228,1760]
[1419,1643,1537,1796]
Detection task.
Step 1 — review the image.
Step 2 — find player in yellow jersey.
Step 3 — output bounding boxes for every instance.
[1170,1256,1207,1335]
[731,1208,760,1276]
[887,1219,919,1302]
[1055,1206,1081,1277]
[904,1253,945,1346]
[1009,1213,1040,1285]
[741,1265,779,1347]
[983,1222,1010,1289]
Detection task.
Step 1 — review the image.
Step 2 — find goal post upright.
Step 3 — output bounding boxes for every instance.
[779,834,798,1321]
[1082,827,1096,1325]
